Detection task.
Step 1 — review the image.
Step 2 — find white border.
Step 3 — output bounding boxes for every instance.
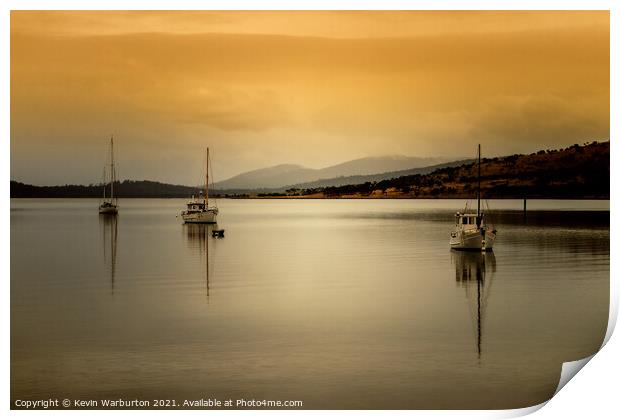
[3,2,616,419]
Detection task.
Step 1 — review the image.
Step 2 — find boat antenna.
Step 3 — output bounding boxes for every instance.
[477,144,481,218]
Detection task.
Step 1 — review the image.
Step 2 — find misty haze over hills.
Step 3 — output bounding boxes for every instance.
[284,159,474,190]
[213,156,450,190]
[10,158,472,197]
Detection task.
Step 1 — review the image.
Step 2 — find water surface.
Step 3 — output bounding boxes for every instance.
[11,199,609,409]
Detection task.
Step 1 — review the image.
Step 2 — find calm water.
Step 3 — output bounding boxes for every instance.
[11,199,609,409]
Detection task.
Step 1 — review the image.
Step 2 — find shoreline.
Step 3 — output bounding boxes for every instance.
[9,196,611,200]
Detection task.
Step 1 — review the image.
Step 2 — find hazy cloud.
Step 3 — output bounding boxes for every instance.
[10,11,609,185]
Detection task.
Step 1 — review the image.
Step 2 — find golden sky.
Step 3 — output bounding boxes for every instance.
[10,11,609,185]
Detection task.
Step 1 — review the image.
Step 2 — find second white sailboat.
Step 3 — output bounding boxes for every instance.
[181,148,219,224]
[449,144,497,251]
[99,136,118,215]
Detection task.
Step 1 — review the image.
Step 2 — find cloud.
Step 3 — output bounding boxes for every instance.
[10,10,608,39]
[467,94,609,153]
[10,12,609,185]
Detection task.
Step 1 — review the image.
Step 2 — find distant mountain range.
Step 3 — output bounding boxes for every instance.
[10,157,465,198]
[311,141,609,199]
[212,155,450,190]
[10,142,609,199]
[284,159,474,190]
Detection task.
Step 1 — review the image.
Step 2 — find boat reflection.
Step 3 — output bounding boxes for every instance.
[183,223,218,300]
[452,251,496,359]
[100,214,118,294]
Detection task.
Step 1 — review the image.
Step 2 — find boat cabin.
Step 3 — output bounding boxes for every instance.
[455,212,483,228]
[185,194,207,213]
[187,202,205,211]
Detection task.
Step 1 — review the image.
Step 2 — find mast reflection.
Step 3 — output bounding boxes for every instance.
[452,251,496,359]
[183,224,217,300]
[100,214,118,294]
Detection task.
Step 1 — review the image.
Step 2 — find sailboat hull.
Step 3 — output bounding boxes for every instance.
[182,210,217,224]
[450,229,496,251]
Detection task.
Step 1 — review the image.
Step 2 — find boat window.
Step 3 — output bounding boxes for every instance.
[463,217,468,224]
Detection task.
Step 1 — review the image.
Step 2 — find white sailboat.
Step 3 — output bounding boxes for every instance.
[450,144,497,251]
[99,136,118,215]
[181,148,219,224]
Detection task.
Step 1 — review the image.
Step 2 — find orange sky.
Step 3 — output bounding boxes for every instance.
[10,11,609,185]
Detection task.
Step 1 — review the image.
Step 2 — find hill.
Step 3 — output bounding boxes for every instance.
[10,158,473,198]
[212,155,449,190]
[296,141,609,199]
[10,141,609,199]
[10,180,200,198]
[212,164,318,190]
[284,159,474,190]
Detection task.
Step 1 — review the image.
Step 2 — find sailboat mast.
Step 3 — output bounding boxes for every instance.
[205,148,209,207]
[110,136,115,202]
[477,144,481,217]
[102,166,106,200]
